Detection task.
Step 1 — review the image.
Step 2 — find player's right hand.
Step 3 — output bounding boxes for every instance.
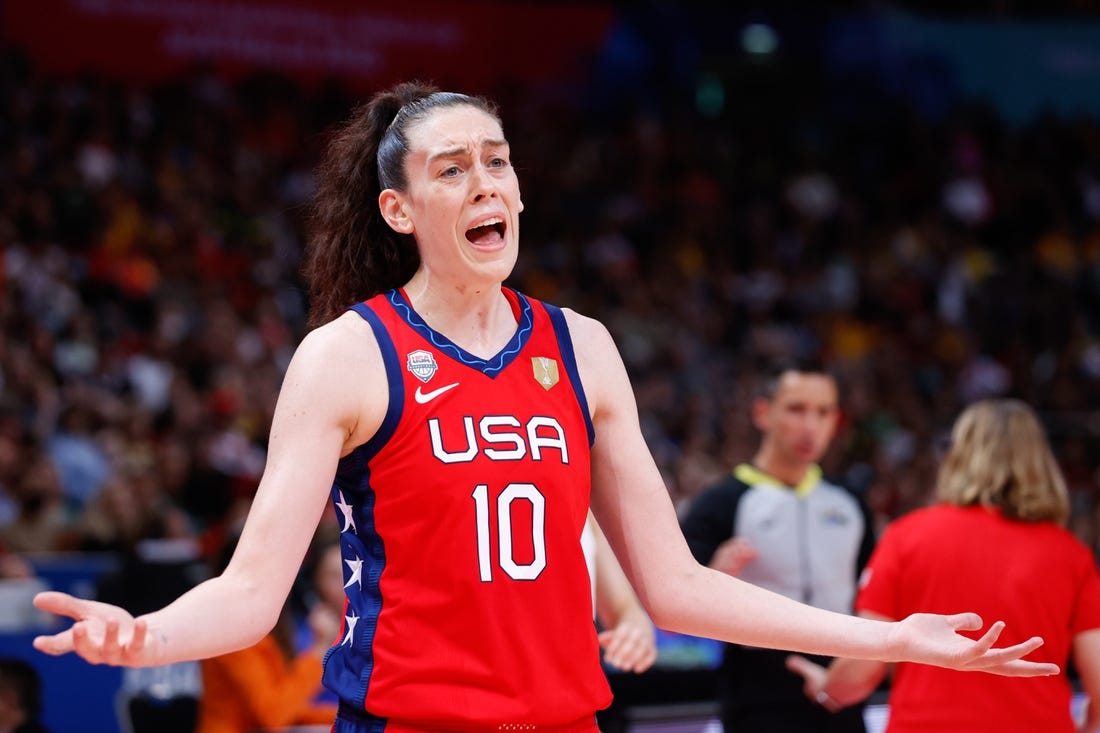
[32,591,159,667]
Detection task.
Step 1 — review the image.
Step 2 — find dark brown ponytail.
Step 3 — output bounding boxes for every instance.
[303,81,499,327]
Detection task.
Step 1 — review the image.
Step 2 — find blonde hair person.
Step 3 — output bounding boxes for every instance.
[787,399,1100,733]
[935,398,1069,524]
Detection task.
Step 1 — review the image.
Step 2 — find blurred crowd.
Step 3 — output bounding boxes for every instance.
[0,43,1098,583]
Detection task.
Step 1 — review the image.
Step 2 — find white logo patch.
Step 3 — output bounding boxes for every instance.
[406,350,438,383]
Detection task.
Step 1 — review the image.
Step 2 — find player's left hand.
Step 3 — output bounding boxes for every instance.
[889,612,1059,676]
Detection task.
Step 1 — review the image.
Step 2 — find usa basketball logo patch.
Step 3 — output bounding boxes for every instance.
[407,350,438,383]
[532,356,559,391]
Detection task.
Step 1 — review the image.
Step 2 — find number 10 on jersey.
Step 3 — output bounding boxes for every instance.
[472,483,547,581]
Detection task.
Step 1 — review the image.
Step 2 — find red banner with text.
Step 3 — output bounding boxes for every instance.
[1,0,615,93]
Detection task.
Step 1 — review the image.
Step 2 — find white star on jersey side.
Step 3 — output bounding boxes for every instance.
[336,490,356,533]
[344,554,364,590]
[342,612,359,647]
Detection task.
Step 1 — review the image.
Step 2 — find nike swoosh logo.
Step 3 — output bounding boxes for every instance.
[414,382,460,404]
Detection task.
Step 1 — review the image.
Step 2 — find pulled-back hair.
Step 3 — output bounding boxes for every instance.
[935,399,1069,524]
[303,81,500,327]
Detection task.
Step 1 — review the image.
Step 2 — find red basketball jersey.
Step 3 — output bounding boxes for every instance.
[321,288,611,728]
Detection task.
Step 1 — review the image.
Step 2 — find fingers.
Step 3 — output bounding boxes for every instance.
[610,644,657,673]
[33,629,75,656]
[72,621,101,664]
[35,611,150,666]
[899,613,1060,677]
[815,689,842,713]
[783,654,838,710]
[965,634,1048,670]
[944,612,984,634]
[598,628,635,670]
[984,658,1060,676]
[954,620,1059,676]
[783,655,826,688]
[784,654,824,679]
[598,627,657,673]
[66,619,147,666]
[938,617,1003,665]
[985,633,1040,660]
[712,538,759,576]
[982,659,1061,677]
[32,591,106,661]
[962,631,1058,676]
[102,618,121,663]
[972,620,1006,651]
[33,591,86,620]
[129,618,149,660]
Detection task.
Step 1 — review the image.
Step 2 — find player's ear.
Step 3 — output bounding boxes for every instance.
[379,190,414,234]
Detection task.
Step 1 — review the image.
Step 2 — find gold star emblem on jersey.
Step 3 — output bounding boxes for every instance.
[531,356,559,391]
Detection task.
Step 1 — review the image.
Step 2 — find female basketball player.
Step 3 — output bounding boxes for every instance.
[33,83,1058,733]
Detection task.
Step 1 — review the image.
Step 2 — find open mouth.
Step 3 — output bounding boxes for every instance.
[465,217,505,245]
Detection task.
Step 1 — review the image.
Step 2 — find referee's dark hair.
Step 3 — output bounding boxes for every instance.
[753,356,838,401]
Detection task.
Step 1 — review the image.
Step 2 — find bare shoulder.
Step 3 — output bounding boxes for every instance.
[561,308,616,356]
[292,310,383,375]
[560,308,633,418]
[280,310,388,449]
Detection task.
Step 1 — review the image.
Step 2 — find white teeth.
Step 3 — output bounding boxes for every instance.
[468,217,503,230]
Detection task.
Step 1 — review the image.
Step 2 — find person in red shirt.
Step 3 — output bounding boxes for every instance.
[787,398,1100,733]
[32,83,1058,733]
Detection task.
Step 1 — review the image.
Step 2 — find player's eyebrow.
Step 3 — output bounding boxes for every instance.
[428,139,509,165]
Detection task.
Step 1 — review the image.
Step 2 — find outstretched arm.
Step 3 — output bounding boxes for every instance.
[33,315,386,667]
[569,310,1058,677]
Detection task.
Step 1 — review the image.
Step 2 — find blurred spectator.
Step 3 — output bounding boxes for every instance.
[0,658,51,733]
[0,551,34,581]
[1,449,72,554]
[0,14,1094,606]
[0,545,50,634]
[95,520,208,733]
[46,404,112,510]
[195,531,338,733]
